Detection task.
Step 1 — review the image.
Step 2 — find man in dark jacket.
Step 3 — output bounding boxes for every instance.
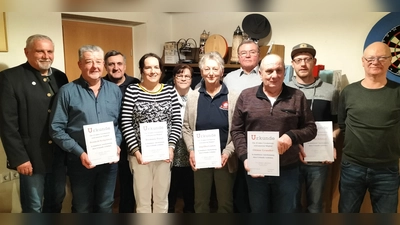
[231,54,317,213]
[0,34,68,212]
[103,50,140,213]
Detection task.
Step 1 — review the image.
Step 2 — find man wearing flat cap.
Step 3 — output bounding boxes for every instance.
[287,43,340,213]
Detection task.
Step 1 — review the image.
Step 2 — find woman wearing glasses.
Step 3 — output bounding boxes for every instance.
[182,52,238,213]
[168,64,195,213]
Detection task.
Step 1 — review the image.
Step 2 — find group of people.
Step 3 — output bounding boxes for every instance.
[0,34,399,214]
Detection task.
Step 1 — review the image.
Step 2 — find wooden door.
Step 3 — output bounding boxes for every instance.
[62,20,134,81]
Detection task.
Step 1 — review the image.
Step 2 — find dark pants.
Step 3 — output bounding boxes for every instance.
[193,165,235,213]
[118,147,135,213]
[339,160,399,213]
[168,166,195,213]
[67,153,118,213]
[246,166,300,213]
[297,164,329,213]
[233,159,251,213]
[19,148,66,213]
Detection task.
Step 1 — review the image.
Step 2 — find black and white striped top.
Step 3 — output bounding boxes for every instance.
[120,83,182,154]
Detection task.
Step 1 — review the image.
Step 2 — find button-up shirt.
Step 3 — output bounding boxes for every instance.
[223,66,261,93]
[49,76,122,157]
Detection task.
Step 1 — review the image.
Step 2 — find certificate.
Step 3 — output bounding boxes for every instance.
[83,121,119,166]
[140,121,169,162]
[247,131,280,176]
[193,129,221,169]
[303,121,334,162]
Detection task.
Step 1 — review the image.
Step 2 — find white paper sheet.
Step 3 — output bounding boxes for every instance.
[84,121,119,166]
[247,131,280,176]
[304,121,334,162]
[140,121,169,162]
[193,129,222,169]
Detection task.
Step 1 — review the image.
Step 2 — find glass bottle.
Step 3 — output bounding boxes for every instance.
[230,26,243,64]
[198,30,209,61]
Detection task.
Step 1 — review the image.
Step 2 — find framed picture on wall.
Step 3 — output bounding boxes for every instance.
[0,12,8,52]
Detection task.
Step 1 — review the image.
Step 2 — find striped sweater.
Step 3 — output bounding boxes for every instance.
[120,83,182,155]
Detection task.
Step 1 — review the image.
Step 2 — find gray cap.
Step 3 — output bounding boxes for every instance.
[291,43,316,59]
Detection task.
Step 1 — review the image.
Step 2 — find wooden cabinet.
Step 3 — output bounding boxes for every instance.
[161,44,285,88]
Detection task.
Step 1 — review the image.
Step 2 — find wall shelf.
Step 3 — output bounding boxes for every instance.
[162,44,285,88]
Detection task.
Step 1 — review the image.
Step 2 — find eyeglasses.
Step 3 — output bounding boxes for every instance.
[239,50,259,57]
[175,75,192,80]
[292,57,313,64]
[363,56,391,63]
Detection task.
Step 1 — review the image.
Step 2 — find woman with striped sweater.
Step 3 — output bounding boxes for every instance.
[120,53,182,213]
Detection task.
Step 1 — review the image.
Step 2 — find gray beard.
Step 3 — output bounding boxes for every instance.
[38,61,52,70]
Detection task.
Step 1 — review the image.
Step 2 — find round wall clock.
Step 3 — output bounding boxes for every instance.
[364,12,400,83]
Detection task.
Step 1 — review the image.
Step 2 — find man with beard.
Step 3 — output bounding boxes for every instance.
[0,34,68,212]
[287,43,340,213]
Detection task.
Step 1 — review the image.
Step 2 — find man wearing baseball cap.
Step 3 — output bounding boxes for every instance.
[287,43,340,213]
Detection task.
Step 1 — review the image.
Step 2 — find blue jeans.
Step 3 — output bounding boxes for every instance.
[339,160,399,213]
[67,154,118,213]
[297,164,329,213]
[246,166,300,213]
[19,149,66,213]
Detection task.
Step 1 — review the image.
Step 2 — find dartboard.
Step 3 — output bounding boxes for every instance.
[383,25,400,76]
[364,12,400,83]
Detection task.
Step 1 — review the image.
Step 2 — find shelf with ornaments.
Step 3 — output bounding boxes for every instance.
[162,44,284,90]
[163,45,284,69]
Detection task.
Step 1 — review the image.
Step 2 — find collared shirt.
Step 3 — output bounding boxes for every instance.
[223,66,261,93]
[196,81,229,151]
[231,83,317,167]
[49,76,122,157]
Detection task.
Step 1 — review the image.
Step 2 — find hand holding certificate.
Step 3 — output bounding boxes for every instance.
[303,121,334,162]
[193,129,221,169]
[83,121,119,166]
[247,131,280,176]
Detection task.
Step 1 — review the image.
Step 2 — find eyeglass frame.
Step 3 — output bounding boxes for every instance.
[363,56,391,63]
[238,50,259,57]
[292,57,314,64]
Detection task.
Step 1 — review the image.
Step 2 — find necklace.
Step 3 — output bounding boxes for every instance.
[139,83,164,94]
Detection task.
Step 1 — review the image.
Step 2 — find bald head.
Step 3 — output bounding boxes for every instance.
[259,54,285,96]
[260,54,284,70]
[363,42,391,58]
[362,42,391,77]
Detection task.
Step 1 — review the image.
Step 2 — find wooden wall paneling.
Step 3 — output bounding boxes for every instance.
[62,19,134,82]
